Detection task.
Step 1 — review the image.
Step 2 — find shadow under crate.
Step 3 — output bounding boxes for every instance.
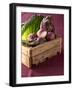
[21,51,64,77]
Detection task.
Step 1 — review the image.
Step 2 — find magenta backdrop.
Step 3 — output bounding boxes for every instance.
[21,12,64,77]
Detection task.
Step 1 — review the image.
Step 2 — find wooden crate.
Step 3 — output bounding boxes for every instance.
[22,37,62,68]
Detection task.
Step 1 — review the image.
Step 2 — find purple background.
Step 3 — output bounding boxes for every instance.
[21,12,64,77]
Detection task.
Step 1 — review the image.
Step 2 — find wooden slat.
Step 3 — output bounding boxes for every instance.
[22,37,62,57]
[21,45,31,57]
[21,53,32,68]
[31,38,62,56]
[32,46,60,64]
[21,37,62,67]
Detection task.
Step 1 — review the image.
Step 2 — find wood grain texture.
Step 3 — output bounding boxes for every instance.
[21,37,62,68]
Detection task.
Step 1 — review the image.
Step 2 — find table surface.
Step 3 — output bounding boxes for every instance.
[21,51,64,77]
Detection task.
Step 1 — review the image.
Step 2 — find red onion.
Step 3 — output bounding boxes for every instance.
[27,33,37,42]
[37,30,47,38]
[46,32,55,41]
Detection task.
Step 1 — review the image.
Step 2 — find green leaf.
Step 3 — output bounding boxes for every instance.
[21,15,44,41]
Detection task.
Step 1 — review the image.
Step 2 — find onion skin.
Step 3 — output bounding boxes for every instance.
[46,32,56,41]
[27,16,56,45]
[37,30,47,39]
[37,18,48,39]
